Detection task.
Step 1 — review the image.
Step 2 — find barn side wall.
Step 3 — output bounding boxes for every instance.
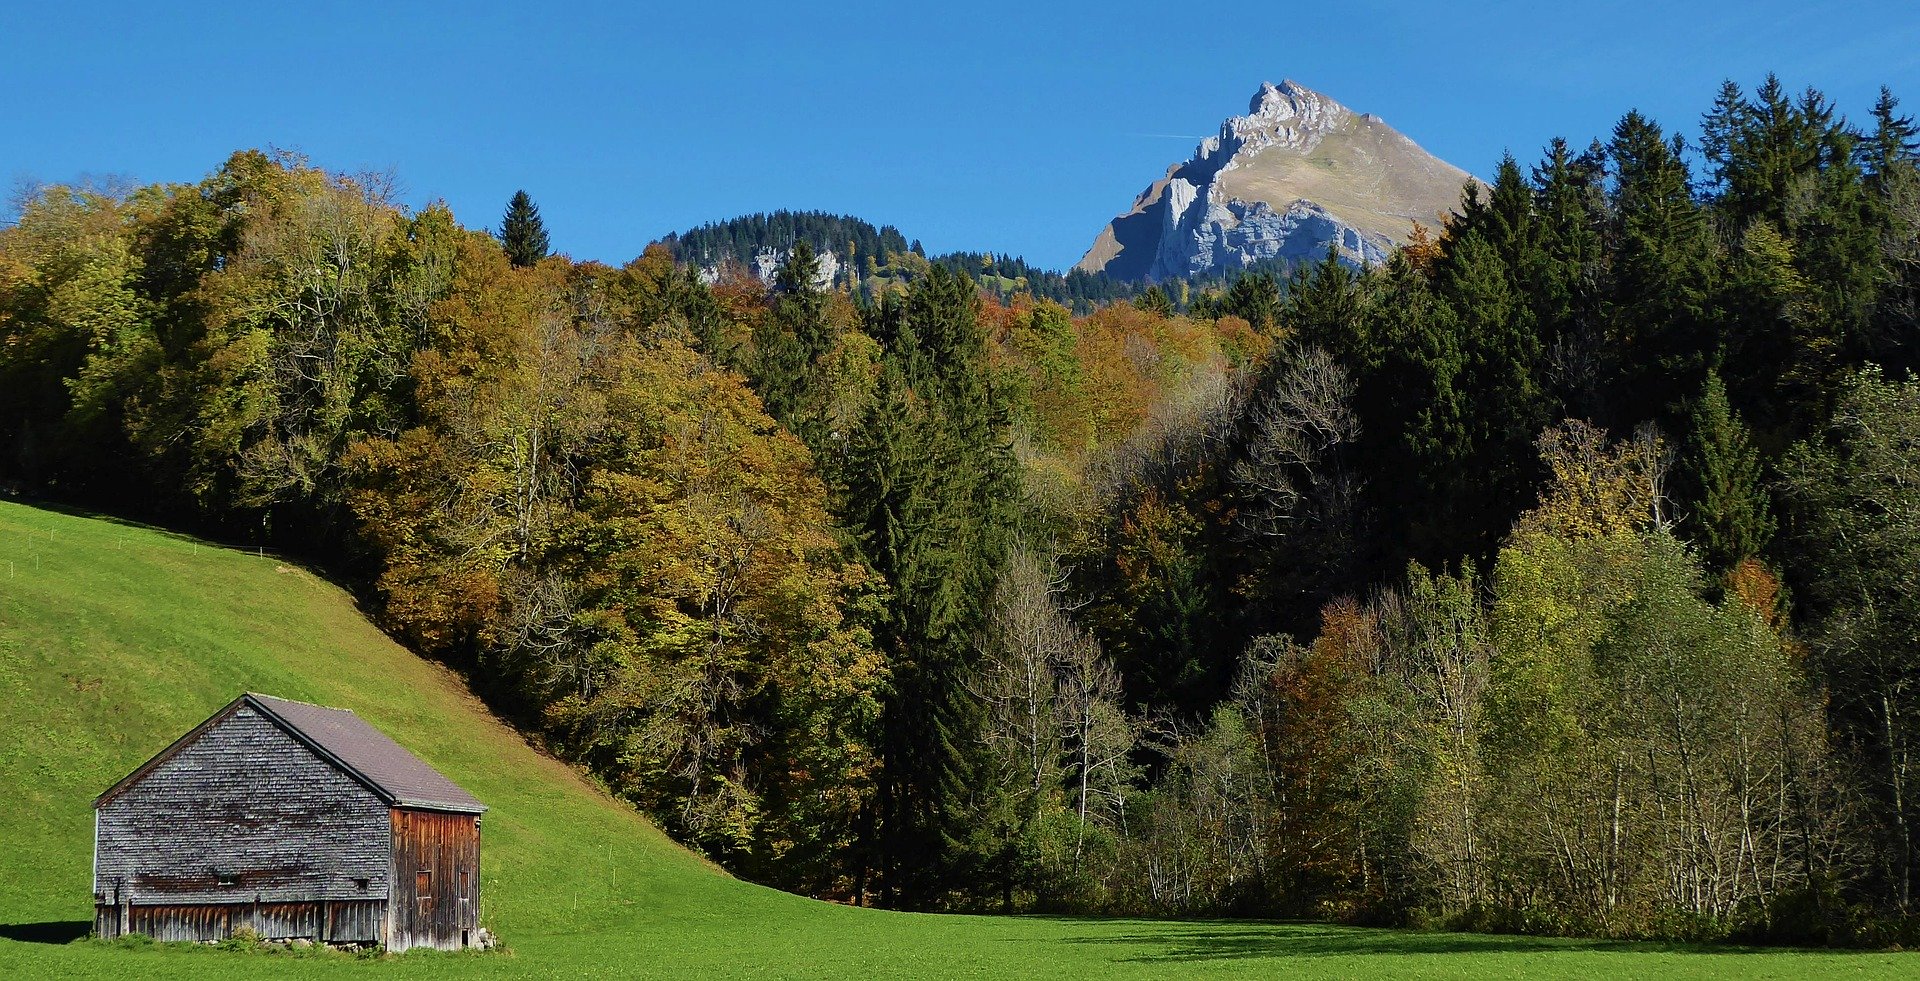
[93,706,391,920]
[387,809,481,952]
[92,899,387,944]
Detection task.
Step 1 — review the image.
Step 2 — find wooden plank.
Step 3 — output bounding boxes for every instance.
[97,900,385,946]
[388,808,481,951]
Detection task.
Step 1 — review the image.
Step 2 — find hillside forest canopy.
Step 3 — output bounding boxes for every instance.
[5,74,1920,944]
[659,208,1188,312]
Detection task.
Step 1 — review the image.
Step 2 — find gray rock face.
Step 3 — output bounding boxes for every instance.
[698,247,840,289]
[751,247,840,287]
[1079,80,1475,283]
[1160,196,1389,280]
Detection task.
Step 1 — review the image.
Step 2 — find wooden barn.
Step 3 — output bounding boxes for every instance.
[93,692,487,951]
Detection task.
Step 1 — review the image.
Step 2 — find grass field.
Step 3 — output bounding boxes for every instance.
[0,497,1914,979]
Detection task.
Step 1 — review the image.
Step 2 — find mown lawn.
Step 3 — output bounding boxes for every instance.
[0,498,1911,979]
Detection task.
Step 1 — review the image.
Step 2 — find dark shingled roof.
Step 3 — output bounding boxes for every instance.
[97,692,486,814]
[246,693,486,814]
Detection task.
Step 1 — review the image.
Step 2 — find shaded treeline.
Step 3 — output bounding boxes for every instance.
[657,209,1302,313]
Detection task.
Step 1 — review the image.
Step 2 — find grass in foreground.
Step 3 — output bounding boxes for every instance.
[0,497,1913,979]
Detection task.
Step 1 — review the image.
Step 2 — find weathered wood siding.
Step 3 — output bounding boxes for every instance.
[388,809,481,951]
[93,899,386,944]
[93,706,390,909]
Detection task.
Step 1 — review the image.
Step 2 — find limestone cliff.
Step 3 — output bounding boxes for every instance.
[1077,81,1479,281]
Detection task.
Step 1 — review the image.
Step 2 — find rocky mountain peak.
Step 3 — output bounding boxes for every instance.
[1077,79,1478,283]
[1243,80,1346,140]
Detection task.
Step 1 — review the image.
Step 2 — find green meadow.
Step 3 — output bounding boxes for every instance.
[0,498,1910,979]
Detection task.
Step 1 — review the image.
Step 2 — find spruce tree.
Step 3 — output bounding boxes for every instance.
[499,190,550,268]
[1357,251,1455,567]
[751,241,831,439]
[1481,154,1540,273]
[847,267,1016,907]
[1531,138,1606,419]
[1700,79,1751,201]
[1133,285,1174,317]
[1283,245,1364,361]
[774,240,831,359]
[1607,111,1716,426]
[1686,371,1774,568]
[1435,228,1538,561]
[1865,88,1920,378]
[1221,270,1282,332]
[1865,87,1920,181]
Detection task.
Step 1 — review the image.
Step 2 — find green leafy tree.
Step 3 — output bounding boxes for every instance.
[0,185,152,489]
[1782,368,1920,911]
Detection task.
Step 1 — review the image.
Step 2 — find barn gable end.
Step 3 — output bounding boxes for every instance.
[94,704,390,906]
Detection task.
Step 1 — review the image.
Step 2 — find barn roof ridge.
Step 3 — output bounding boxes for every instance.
[95,691,486,815]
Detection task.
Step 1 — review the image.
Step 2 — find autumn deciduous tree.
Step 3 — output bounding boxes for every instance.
[1231,601,1374,911]
[1230,343,1365,624]
[349,221,882,895]
[1476,421,1838,930]
[974,544,1134,907]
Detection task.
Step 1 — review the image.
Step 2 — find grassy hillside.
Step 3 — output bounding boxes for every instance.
[0,497,1912,979]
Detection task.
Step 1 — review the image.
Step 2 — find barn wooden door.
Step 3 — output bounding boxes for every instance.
[389,809,480,951]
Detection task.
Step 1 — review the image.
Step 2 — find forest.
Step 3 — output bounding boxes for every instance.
[3,74,1919,944]
[661,208,1162,310]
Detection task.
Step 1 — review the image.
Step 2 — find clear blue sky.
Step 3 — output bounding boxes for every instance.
[5,1,1918,270]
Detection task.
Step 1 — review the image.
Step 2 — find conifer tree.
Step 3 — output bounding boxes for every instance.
[1221,270,1282,332]
[847,267,1017,908]
[499,190,550,268]
[1284,245,1365,362]
[1606,112,1716,426]
[1795,125,1881,398]
[1865,88,1920,378]
[1864,87,1919,181]
[1700,79,1751,197]
[1685,371,1773,568]
[752,241,830,437]
[1133,285,1174,317]
[1531,138,1607,419]
[1707,78,1878,424]
[1481,154,1540,273]
[1354,250,1453,567]
[1434,228,1539,560]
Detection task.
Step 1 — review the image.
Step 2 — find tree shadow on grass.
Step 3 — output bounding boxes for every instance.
[0,921,91,944]
[1029,918,1838,964]
[2,496,283,560]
